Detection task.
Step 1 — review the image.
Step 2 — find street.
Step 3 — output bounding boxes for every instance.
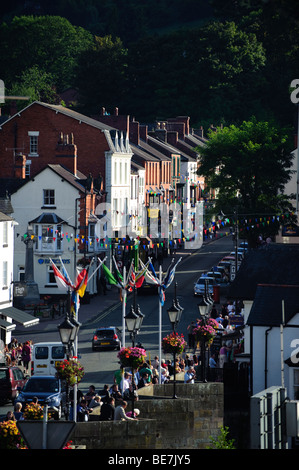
[0,234,234,417]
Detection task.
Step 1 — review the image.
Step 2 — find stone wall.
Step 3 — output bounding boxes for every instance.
[70,382,224,449]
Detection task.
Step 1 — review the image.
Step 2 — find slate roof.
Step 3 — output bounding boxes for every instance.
[247,284,299,326]
[0,101,116,132]
[227,244,299,300]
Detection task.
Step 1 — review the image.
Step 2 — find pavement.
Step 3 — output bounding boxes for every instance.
[13,229,231,339]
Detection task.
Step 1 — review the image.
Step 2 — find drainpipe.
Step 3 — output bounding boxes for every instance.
[265,326,272,389]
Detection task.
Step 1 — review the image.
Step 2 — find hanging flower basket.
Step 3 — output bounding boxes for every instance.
[55,358,85,386]
[117,346,147,370]
[162,332,186,355]
[193,318,219,345]
[0,420,26,449]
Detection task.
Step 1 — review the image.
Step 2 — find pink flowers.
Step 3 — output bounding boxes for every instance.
[117,347,147,369]
[192,318,219,345]
[162,332,187,355]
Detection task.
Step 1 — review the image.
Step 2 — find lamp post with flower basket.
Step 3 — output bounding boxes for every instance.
[193,300,219,382]
[57,292,82,421]
[117,345,146,418]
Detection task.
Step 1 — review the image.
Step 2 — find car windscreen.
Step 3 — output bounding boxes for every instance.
[52,346,65,359]
[23,378,59,393]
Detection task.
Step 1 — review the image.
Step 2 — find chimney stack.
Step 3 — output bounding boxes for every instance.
[55,132,77,176]
[14,154,26,179]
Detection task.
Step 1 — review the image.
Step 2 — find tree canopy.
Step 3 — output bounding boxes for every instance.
[197,118,296,243]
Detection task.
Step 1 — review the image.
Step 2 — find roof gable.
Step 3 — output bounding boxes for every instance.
[247,284,299,326]
[228,244,299,300]
[0,101,116,132]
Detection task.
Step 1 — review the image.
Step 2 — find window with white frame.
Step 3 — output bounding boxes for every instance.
[34,224,63,253]
[28,131,39,156]
[114,161,118,185]
[2,261,8,288]
[2,221,8,246]
[43,189,55,206]
[113,198,118,226]
[47,264,56,285]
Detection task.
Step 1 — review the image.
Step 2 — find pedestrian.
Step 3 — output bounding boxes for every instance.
[209,354,217,368]
[85,385,96,404]
[120,372,131,394]
[99,397,115,421]
[13,402,24,421]
[184,366,196,384]
[138,362,152,383]
[21,341,32,373]
[110,384,122,402]
[98,384,110,404]
[114,400,136,421]
[187,321,195,349]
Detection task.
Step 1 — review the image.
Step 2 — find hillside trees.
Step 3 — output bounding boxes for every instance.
[196,118,295,244]
[0,15,93,92]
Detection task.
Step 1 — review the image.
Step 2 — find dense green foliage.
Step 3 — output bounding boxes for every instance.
[197,118,296,243]
[0,1,298,128]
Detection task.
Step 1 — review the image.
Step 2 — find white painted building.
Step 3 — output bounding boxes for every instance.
[0,210,39,352]
[10,164,95,297]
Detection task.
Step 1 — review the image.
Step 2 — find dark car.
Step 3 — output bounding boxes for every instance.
[16,375,66,419]
[92,326,121,351]
[0,366,28,405]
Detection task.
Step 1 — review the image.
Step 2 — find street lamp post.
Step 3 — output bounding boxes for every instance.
[167,290,183,399]
[124,301,144,418]
[197,299,209,383]
[57,289,81,420]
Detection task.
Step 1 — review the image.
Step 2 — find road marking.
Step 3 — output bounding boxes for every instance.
[175,270,206,274]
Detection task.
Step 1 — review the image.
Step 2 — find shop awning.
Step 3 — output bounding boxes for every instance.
[0,317,16,332]
[0,306,39,328]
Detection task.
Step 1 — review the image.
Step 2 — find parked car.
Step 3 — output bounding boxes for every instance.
[0,366,28,405]
[16,375,66,419]
[239,241,248,250]
[193,276,215,297]
[92,326,122,351]
[207,271,223,284]
[230,251,244,261]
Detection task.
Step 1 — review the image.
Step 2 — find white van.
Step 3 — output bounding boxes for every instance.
[31,342,67,376]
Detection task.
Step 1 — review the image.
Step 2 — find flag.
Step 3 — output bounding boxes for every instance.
[140,259,160,286]
[159,286,165,306]
[163,257,182,289]
[102,263,120,287]
[112,257,124,289]
[75,267,89,297]
[126,260,135,292]
[59,257,74,289]
[70,291,79,316]
[50,258,73,290]
[134,259,150,289]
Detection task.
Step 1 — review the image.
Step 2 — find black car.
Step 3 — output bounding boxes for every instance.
[16,375,66,419]
[92,326,121,351]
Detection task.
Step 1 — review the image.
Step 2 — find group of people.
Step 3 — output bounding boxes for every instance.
[3,338,32,373]
[70,383,140,422]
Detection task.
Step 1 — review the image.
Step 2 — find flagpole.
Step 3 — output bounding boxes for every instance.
[122,266,126,350]
[159,264,162,385]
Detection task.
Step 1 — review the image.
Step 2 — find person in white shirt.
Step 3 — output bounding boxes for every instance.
[184,366,196,384]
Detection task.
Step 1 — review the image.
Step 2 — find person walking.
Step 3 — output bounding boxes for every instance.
[21,341,32,373]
